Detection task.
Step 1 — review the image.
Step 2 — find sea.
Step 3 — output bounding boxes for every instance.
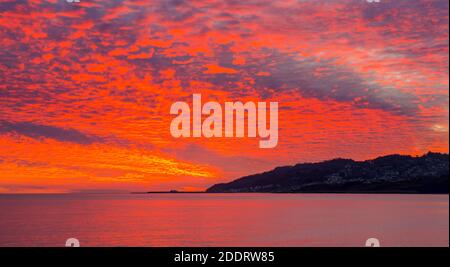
[0,193,448,247]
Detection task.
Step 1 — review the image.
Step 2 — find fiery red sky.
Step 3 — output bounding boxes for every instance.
[0,0,448,193]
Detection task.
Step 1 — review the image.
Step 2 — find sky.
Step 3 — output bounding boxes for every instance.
[0,0,448,193]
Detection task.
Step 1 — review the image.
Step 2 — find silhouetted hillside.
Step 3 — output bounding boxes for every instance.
[207,152,449,194]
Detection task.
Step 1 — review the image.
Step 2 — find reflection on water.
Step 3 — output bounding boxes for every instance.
[0,193,448,247]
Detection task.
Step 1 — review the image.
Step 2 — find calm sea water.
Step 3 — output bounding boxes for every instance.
[0,193,448,247]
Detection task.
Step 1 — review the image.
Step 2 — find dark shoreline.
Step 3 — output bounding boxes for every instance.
[131,191,449,195]
[131,191,206,194]
[207,153,449,194]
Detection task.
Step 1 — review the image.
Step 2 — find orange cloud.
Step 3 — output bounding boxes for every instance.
[0,0,447,192]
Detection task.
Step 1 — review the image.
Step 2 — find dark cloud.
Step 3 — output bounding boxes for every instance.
[0,120,100,144]
[198,49,420,116]
[253,52,420,116]
[153,0,201,22]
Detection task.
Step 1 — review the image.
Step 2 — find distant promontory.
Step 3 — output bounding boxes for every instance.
[207,152,449,194]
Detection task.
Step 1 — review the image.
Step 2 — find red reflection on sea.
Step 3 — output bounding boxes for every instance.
[0,194,448,247]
